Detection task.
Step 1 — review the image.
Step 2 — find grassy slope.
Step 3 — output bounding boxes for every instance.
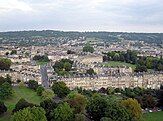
[103,61,136,70]
[0,86,42,121]
[143,111,163,121]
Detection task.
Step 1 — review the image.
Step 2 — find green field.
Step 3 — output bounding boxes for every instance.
[144,111,163,121]
[103,61,136,70]
[0,87,42,121]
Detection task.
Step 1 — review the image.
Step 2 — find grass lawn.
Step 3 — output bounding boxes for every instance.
[0,86,42,121]
[143,111,163,121]
[103,61,136,70]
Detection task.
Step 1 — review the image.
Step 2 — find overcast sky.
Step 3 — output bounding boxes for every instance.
[0,0,163,32]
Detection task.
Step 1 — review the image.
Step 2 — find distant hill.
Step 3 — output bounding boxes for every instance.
[0,30,163,45]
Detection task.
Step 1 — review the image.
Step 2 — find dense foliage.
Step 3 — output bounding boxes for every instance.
[52,81,70,98]
[12,106,47,121]
[33,55,50,62]
[86,68,96,75]
[0,82,13,100]
[1,31,162,46]
[103,50,163,72]
[0,58,12,70]
[52,102,74,121]
[28,80,39,90]
[53,59,73,76]
[83,43,94,53]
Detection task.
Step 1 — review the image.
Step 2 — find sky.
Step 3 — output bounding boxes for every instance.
[0,0,163,32]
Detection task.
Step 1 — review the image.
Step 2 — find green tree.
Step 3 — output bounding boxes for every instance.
[75,114,86,121]
[104,101,131,121]
[83,43,94,53]
[5,74,12,84]
[121,98,142,121]
[0,58,12,70]
[52,81,70,98]
[10,50,17,55]
[86,94,107,121]
[40,98,57,121]
[135,64,147,72]
[36,86,45,96]
[28,80,38,90]
[12,107,47,121]
[64,62,72,71]
[53,59,73,76]
[66,92,87,114]
[86,68,96,75]
[52,102,74,121]
[106,87,115,95]
[0,82,13,100]
[41,89,55,100]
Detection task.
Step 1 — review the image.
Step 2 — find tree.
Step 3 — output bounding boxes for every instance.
[40,98,57,121]
[102,56,108,62]
[137,94,157,109]
[13,98,35,113]
[52,102,74,121]
[0,82,13,100]
[75,114,86,121]
[104,101,131,121]
[41,89,55,100]
[66,92,87,114]
[0,101,7,115]
[12,107,47,121]
[98,87,107,94]
[36,86,45,96]
[86,68,96,75]
[52,81,70,98]
[5,74,12,84]
[86,94,107,121]
[0,58,12,70]
[106,87,114,95]
[33,55,49,62]
[121,98,142,121]
[64,62,72,71]
[28,80,38,90]
[135,64,147,72]
[83,43,94,53]
[53,59,73,76]
[0,76,6,85]
[10,50,17,55]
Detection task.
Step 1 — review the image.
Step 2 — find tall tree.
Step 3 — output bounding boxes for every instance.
[121,98,142,121]
[52,82,70,98]
[12,107,47,121]
[52,102,74,121]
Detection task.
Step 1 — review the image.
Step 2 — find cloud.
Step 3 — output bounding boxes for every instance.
[0,0,33,14]
[0,0,163,32]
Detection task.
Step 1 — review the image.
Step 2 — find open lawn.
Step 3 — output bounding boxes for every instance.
[103,61,136,70]
[144,111,163,121]
[0,86,42,121]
